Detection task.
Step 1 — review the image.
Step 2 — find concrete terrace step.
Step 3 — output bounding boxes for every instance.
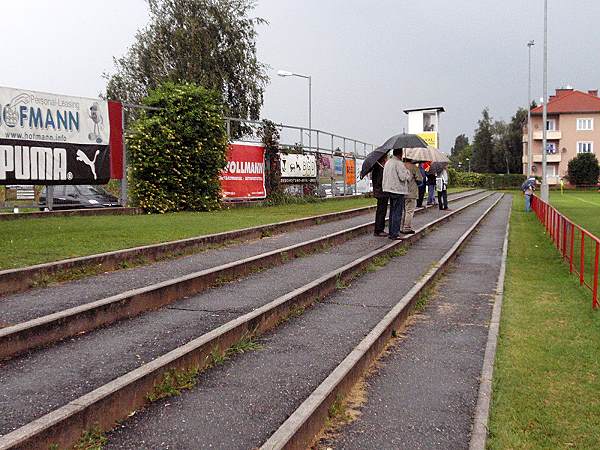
[0,193,494,443]
[0,190,486,326]
[97,195,508,449]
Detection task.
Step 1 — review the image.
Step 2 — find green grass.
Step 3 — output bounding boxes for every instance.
[488,194,600,449]
[0,198,375,270]
[549,190,600,234]
[547,190,600,289]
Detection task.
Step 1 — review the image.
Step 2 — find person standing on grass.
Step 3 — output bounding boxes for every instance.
[416,163,427,207]
[524,179,534,212]
[401,156,422,234]
[371,153,389,236]
[382,148,411,240]
[436,164,449,210]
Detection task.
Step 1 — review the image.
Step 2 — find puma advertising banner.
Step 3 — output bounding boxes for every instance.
[0,86,111,184]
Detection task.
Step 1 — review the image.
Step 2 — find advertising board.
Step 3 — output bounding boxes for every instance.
[417,131,438,149]
[219,142,266,200]
[0,86,113,184]
[280,153,317,183]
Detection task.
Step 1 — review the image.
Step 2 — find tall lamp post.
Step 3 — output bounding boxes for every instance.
[277,69,312,150]
[527,40,535,177]
[466,157,471,173]
[541,0,549,202]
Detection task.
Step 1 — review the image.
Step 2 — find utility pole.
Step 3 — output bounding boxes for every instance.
[541,0,549,202]
[527,40,535,177]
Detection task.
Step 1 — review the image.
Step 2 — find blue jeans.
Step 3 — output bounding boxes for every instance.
[388,194,405,238]
[427,185,436,204]
[525,194,532,212]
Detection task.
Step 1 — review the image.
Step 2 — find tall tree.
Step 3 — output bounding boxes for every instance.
[449,134,471,170]
[507,107,527,174]
[104,0,268,120]
[472,108,494,173]
[451,134,469,157]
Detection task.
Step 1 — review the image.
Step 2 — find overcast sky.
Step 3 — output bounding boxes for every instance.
[3,0,600,150]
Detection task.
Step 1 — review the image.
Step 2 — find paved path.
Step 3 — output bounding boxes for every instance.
[104,195,508,449]
[329,195,511,450]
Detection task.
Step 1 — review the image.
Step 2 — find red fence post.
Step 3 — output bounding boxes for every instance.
[580,231,586,286]
[594,242,599,309]
[562,218,567,258]
[570,223,575,273]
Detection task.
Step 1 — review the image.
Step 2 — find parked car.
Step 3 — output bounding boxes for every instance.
[39,185,121,210]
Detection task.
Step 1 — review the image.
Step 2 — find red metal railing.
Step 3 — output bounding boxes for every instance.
[532,195,600,308]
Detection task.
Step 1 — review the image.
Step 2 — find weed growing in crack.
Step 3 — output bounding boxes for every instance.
[73,425,107,450]
[146,367,200,402]
[336,276,350,289]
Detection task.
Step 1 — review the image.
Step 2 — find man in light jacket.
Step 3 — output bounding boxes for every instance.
[401,156,423,234]
[382,148,411,240]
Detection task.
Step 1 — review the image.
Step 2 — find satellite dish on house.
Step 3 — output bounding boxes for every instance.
[562,147,567,153]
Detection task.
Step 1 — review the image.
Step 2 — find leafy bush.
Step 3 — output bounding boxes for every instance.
[567,153,600,185]
[448,168,527,189]
[128,82,228,213]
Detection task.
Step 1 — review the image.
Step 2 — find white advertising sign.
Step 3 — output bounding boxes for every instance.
[280,153,317,178]
[0,86,109,146]
[0,86,111,184]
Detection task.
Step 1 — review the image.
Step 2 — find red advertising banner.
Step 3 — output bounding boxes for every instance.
[219,142,266,199]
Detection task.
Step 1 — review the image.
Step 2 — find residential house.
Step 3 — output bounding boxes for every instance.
[523,87,600,184]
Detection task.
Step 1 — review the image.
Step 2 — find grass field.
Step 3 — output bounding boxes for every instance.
[549,190,600,234]
[488,193,600,449]
[0,197,378,270]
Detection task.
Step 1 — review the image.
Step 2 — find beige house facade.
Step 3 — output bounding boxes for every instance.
[523,88,600,184]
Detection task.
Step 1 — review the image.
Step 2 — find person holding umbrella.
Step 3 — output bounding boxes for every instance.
[416,163,427,208]
[371,153,389,236]
[401,155,422,234]
[360,133,429,237]
[382,148,411,240]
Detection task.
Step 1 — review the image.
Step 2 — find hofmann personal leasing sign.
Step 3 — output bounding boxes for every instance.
[0,86,111,184]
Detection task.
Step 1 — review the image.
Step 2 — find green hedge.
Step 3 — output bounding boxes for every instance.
[448,168,527,189]
[128,82,228,213]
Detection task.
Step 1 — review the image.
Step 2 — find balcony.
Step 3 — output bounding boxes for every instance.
[532,130,562,140]
[522,154,562,163]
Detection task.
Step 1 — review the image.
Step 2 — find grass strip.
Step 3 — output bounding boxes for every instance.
[0,198,375,270]
[488,194,600,449]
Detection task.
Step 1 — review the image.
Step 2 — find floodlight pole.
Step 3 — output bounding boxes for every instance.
[278,70,312,150]
[541,0,549,202]
[527,40,535,177]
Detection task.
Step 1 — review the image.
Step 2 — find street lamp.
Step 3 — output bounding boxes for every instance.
[466,157,471,173]
[527,40,535,177]
[277,69,312,150]
[541,0,549,202]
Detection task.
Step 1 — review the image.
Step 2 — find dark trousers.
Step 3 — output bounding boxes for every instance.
[388,194,405,238]
[374,196,389,233]
[416,184,426,207]
[438,190,448,210]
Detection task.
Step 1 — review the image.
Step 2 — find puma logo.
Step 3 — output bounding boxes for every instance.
[76,149,100,180]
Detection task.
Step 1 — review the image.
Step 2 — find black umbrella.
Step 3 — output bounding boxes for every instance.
[429,161,448,175]
[360,133,428,178]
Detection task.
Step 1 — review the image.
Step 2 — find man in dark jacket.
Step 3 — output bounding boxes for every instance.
[416,163,427,207]
[371,154,388,236]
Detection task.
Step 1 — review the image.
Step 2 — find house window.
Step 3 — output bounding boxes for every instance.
[546,119,556,131]
[576,118,593,131]
[545,142,557,154]
[577,141,593,153]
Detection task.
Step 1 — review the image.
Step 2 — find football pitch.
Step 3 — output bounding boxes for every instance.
[549,189,600,236]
